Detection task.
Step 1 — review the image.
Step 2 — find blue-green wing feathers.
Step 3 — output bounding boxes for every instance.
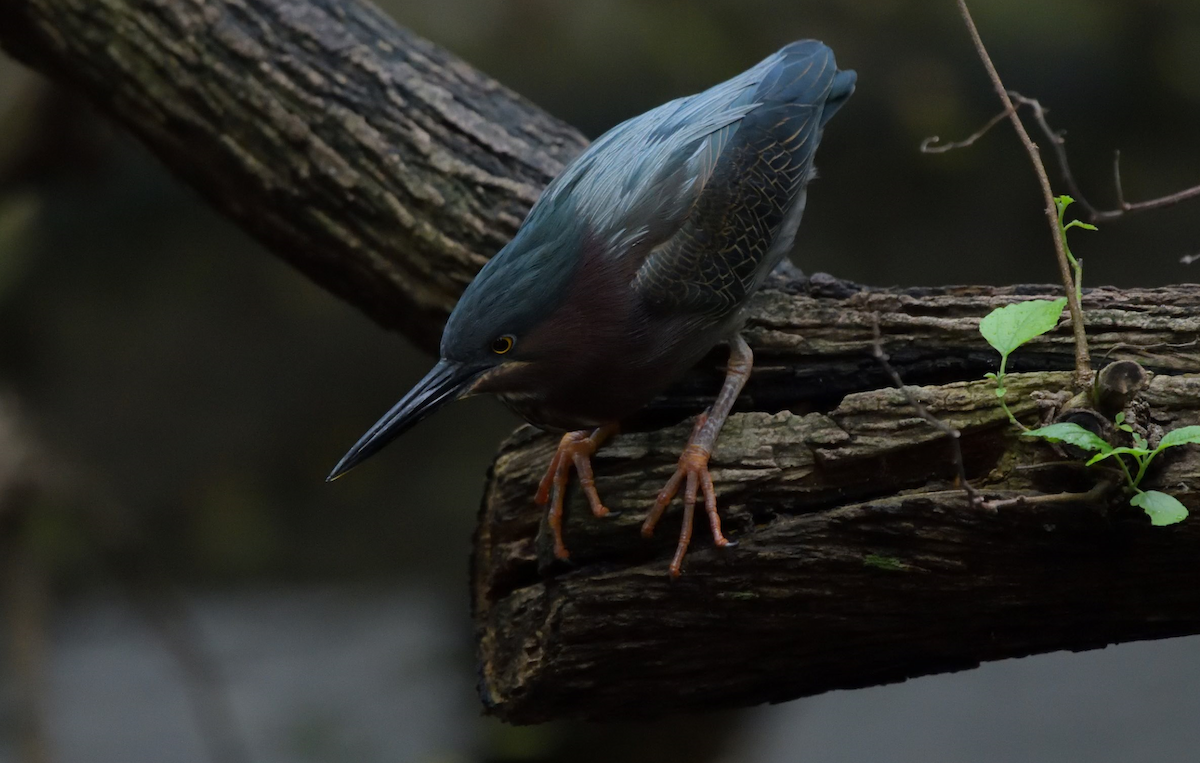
[633,41,856,315]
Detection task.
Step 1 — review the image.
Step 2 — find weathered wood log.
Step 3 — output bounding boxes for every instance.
[473,279,1200,723]
[0,0,586,353]
[5,0,1200,728]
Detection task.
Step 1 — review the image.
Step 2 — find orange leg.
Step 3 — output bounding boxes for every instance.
[642,334,752,577]
[535,423,618,560]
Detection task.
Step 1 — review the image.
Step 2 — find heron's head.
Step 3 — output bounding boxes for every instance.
[326,210,582,481]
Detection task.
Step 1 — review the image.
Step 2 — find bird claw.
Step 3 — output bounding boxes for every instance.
[535,428,615,560]
[641,436,733,578]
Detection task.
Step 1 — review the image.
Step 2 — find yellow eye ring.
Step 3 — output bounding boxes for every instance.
[491,335,515,355]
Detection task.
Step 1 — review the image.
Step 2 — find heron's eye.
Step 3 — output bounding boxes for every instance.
[491,335,515,355]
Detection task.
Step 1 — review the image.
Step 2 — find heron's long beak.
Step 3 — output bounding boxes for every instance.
[326,359,482,481]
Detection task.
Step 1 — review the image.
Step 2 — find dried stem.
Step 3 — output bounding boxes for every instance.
[984,480,1114,512]
[920,104,1014,154]
[955,0,1091,387]
[871,314,983,508]
[1015,95,1200,223]
[923,93,1200,225]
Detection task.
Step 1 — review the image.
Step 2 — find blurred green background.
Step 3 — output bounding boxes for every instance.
[0,0,1198,761]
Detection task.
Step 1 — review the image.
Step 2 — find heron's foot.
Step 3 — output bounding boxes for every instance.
[535,426,617,560]
[641,417,734,577]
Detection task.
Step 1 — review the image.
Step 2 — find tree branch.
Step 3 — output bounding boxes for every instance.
[473,279,1200,723]
[0,0,587,353]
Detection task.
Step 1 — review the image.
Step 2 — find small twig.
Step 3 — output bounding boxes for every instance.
[920,104,1014,153]
[1008,92,1091,212]
[1009,94,1200,222]
[1013,461,1129,487]
[1112,150,1128,210]
[1103,153,1200,221]
[1014,461,1095,472]
[955,0,1091,388]
[1102,337,1199,359]
[985,479,1114,512]
[925,90,1200,225]
[871,314,983,507]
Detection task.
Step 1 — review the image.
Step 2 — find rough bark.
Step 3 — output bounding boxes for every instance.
[3,0,1200,728]
[474,279,1200,723]
[0,0,587,352]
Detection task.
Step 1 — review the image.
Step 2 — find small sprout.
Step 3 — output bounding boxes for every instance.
[1054,195,1099,232]
[984,372,1006,398]
[1054,195,1096,303]
[1026,420,1196,526]
[976,197,1191,530]
[1058,196,1099,234]
[980,297,1067,424]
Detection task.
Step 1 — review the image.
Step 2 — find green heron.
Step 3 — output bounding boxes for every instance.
[329,40,855,576]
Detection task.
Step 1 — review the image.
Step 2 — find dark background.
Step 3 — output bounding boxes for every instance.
[0,0,1198,760]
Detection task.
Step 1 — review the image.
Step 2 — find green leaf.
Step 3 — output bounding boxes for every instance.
[1065,220,1099,232]
[1157,425,1200,451]
[1130,491,1189,527]
[979,298,1069,357]
[1024,423,1112,453]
